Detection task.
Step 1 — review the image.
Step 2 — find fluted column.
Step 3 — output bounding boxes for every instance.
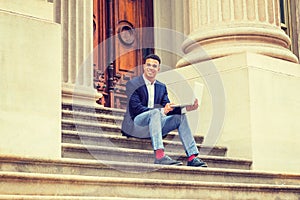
[178,0,298,67]
[54,0,101,105]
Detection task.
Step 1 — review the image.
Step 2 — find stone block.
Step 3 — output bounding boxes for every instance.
[0,10,61,158]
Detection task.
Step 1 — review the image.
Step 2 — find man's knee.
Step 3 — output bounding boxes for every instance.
[172,114,183,122]
[174,114,188,127]
[181,113,188,121]
[149,109,161,118]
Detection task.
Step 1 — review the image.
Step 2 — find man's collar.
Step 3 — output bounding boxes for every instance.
[142,74,156,85]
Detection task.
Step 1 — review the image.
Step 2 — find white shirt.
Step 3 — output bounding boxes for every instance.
[143,74,155,108]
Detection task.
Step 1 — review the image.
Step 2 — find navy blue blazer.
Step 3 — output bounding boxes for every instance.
[121,75,181,137]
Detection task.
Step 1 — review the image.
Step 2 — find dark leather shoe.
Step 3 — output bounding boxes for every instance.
[187,157,208,167]
[154,155,183,166]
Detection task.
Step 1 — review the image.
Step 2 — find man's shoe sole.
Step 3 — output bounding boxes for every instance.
[154,161,183,166]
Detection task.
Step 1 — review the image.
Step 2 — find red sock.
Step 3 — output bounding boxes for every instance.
[188,154,196,161]
[155,149,165,159]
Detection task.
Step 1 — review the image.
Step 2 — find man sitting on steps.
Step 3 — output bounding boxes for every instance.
[121,54,207,167]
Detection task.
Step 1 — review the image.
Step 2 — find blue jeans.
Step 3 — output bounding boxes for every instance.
[133,109,199,157]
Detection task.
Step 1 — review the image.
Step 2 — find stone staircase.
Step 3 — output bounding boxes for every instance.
[0,103,300,199]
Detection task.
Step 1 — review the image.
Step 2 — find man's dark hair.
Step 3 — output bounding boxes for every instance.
[144,54,161,64]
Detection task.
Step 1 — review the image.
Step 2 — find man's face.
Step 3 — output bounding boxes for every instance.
[143,58,160,81]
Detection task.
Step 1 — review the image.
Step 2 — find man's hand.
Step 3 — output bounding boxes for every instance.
[186,99,199,112]
[164,103,174,115]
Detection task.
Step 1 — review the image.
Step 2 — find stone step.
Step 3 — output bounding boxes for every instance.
[62,103,125,117]
[61,120,204,144]
[62,130,224,156]
[61,143,252,170]
[0,195,180,200]
[1,171,300,199]
[61,104,205,143]
[62,119,121,133]
[62,109,123,125]
[0,156,299,186]
[62,109,206,145]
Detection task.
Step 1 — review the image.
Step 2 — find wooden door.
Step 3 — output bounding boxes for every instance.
[93,0,154,109]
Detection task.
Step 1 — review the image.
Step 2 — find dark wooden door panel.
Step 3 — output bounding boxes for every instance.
[94,0,153,108]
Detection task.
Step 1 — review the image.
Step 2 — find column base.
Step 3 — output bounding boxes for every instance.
[163,52,300,173]
[62,83,103,108]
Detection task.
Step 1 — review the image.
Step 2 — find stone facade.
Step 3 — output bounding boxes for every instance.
[0,0,61,158]
[0,0,300,173]
[155,0,300,173]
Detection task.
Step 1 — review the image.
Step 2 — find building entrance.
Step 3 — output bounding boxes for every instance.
[93,0,154,108]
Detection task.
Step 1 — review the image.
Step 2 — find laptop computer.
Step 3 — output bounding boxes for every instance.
[170,82,204,108]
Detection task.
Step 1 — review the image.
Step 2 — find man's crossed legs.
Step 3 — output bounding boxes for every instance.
[132,109,207,167]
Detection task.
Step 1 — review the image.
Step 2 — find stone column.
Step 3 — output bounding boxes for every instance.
[154,0,190,68]
[178,0,298,67]
[54,0,101,105]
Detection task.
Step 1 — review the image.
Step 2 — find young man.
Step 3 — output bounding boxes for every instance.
[121,54,207,167]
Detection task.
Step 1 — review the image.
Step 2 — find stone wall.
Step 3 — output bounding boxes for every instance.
[0,4,61,158]
[158,52,300,173]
